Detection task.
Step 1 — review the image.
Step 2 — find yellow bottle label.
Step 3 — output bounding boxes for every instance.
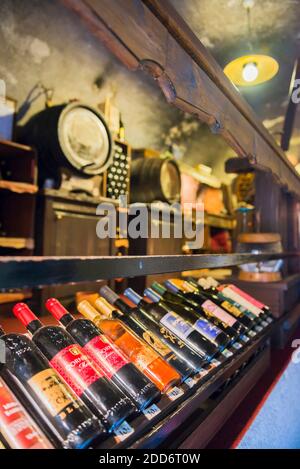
[28,369,75,418]
[142,331,171,357]
[221,301,242,318]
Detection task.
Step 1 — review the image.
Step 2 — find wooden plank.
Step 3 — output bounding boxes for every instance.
[0,237,34,250]
[0,253,296,290]
[0,181,38,194]
[61,0,300,197]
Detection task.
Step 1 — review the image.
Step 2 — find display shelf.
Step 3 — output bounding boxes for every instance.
[0,181,38,194]
[94,329,271,449]
[0,237,34,250]
[0,252,295,290]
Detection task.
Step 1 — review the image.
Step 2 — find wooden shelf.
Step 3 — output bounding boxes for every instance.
[0,180,38,194]
[0,237,34,250]
[0,252,296,290]
[0,291,32,306]
[0,139,35,157]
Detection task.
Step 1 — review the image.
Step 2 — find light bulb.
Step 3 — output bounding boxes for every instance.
[242,62,258,82]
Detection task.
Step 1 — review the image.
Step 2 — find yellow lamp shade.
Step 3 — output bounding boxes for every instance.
[224,54,279,86]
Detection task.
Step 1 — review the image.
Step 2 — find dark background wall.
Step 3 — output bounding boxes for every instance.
[0,0,233,182]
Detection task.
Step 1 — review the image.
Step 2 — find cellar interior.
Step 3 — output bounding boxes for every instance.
[0,0,300,452]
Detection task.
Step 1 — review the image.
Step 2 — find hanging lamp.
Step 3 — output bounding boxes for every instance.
[224,0,279,87]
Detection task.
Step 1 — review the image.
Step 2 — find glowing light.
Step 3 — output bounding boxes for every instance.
[242,62,258,82]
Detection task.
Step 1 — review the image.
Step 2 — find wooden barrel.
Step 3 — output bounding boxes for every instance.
[130,157,181,204]
[20,102,113,187]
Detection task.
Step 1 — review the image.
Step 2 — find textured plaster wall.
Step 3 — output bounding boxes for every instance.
[0,0,232,181]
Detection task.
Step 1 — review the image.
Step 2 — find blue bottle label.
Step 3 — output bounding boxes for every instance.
[160,311,194,341]
[193,317,221,340]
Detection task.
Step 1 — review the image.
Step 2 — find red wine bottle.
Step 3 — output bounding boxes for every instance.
[12,304,135,432]
[103,289,218,361]
[95,292,193,381]
[0,325,104,449]
[45,298,160,411]
[99,287,205,373]
[0,377,52,449]
[140,287,226,356]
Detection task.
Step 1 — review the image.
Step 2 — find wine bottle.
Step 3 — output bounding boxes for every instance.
[188,277,259,329]
[12,304,135,432]
[45,298,160,411]
[144,283,229,352]
[0,377,52,449]
[0,325,104,449]
[119,287,217,361]
[94,290,195,381]
[98,286,205,373]
[189,279,262,338]
[164,279,248,338]
[214,284,271,326]
[78,300,180,393]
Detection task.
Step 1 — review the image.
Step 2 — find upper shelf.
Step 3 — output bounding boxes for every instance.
[0,253,294,290]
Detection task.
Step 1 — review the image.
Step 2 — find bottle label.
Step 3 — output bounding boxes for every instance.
[201,299,236,327]
[220,300,242,318]
[160,311,194,341]
[142,330,171,357]
[193,316,222,340]
[159,327,186,349]
[229,285,266,309]
[220,286,262,317]
[0,379,47,449]
[134,348,158,371]
[83,335,128,379]
[50,345,103,397]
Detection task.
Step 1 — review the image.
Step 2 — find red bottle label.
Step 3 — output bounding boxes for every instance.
[84,335,128,379]
[227,285,265,309]
[50,344,103,397]
[0,379,48,449]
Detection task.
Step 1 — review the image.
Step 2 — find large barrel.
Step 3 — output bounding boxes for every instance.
[130,157,181,204]
[19,102,113,187]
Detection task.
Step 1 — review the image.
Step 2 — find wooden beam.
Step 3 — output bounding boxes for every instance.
[281,58,300,151]
[61,0,300,196]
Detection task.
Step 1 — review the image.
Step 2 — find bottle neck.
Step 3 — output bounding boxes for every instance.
[27,319,43,335]
[151,282,167,296]
[59,313,73,327]
[114,298,132,315]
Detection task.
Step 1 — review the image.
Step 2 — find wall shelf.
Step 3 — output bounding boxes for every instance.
[0,237,34,250]
[0,252,295,290]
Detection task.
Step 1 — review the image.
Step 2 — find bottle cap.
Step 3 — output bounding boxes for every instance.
[123,289,142,306]
[151,282,166,296]
[45,298,70,321]
[165,280,180,293]
[99,286,119,306]
[144,288,161,303]
[94,298,116,318]
[182,281,197,292]
[78,300,100,321]
[168,278,186,291]
[13,303,38,326]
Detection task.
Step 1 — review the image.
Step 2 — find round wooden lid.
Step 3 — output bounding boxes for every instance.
[237,232,281,244]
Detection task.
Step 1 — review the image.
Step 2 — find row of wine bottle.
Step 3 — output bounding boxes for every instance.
[0,276,273,449]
